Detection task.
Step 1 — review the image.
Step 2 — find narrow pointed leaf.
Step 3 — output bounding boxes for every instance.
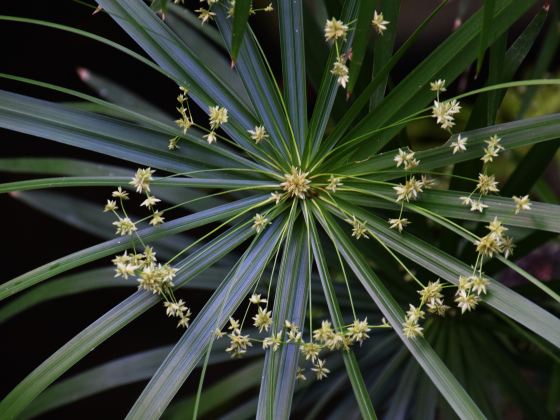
[77,67,172,123]
[231,0,251,63]
[306,0,359,159]
[165,10,251,107]
[257,222,309,419]
[214,8,294,164]
[0,176,275,194]
[278,0,307,154]
[0,157,227,211]
[370,0,401,109]
[451,7,548,192]
[308,217,377,419]
[0,157,129,177]
[502,139,560,196]
[346,1,375,95]
[0,266,233,325]
[0,90,261,175]
[163,361,263,420]
[317,0,447,160]
[476,0,496,75]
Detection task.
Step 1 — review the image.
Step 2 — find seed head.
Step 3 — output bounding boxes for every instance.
[324,18,348,42]
[450,134,468,154]
[331,56,349,88]
[388,217,410,233]
[130,168,155,194]
[513,195,531,214]
[252,213,270,233]
[248,125,269,144]
[252,306,272,332]
[476,173,499,195]
[312,359,330,380]
[208,105,228,130]
[371,11,389,35]
[430,79,446,93]
[346,215,369,240]
[346,318,370,345]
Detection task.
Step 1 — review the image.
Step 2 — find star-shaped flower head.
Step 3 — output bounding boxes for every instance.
[512,195,531,214]
[430,79,446,93]
[372,10,389,35]
[450,134,468,154]
[324,18,349,42]
[280,167,311,199]
[248,125,269,144]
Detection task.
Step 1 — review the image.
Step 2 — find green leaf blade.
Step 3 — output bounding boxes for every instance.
[231,0,251,63]
[257,221,309,419]
[278,0,308,154]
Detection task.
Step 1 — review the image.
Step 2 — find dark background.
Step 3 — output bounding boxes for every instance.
[0,1,555,419]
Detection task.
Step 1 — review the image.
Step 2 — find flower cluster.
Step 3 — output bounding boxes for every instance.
[384,80,534,338]
[204,105,229,144]
[326,175,343,192]
[216,293,385,381]
[457,135,501,213]
[324,11,388,90]
[430,79,462,131]
[195,0,219,24]
[475,217,515,259]
[111,247,190,328]
[105,169,194,328]
[388,149,434,233]
[432,99,462,131]
[169,86,232,146]
[173,0,274,22]
[401,270,488,339]
[280,167,311,199]
[454,275,488,314]
[450,134,468,154]
[170,86,192,149]
[248,125,269,144]
[393,148,419,170]
[371,11,389,35]
[105,168,164,232]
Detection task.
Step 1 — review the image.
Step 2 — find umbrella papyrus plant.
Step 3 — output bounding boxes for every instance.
[1,0,559,419]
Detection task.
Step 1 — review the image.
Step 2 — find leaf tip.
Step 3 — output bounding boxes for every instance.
[453,18,462,30]
[92,6,103,15]
[76,67,91,81]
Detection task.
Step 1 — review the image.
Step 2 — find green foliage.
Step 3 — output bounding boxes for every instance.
[1,1,559,419]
